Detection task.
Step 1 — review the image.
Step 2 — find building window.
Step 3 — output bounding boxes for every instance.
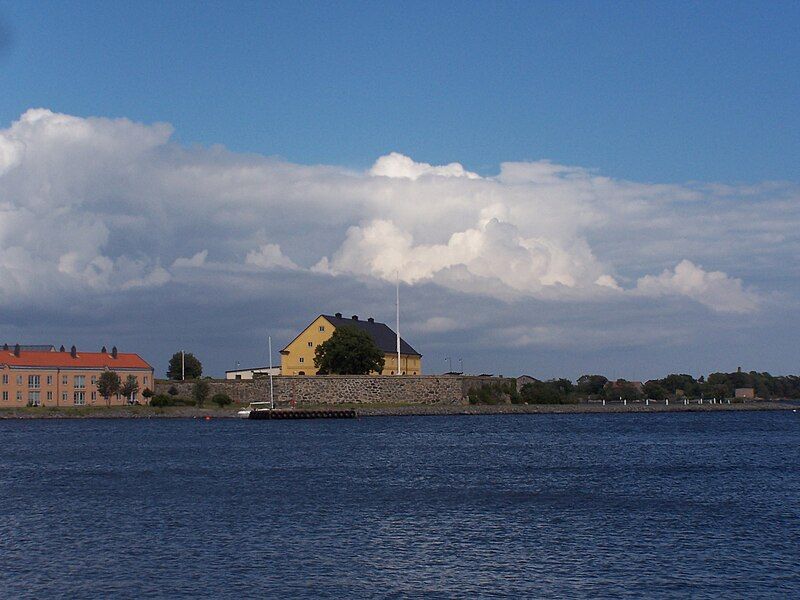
[62,392,68,402]
[2,374,8,384]
[28,391,41,406]
[235,374,242,380]
[298,371,305,375]
[47,391,53,401]
[16,375,23,385]
[74,375,85,389]
[46,375,53,385]
[28,375,40,389]
[2,391,7,401]
[128,392,137,404]
[91,392,96,401]
[91,375,96,385]
[299,357,304,363]
[143,376,148,385]
[74,391,85,406]
[319,326,325,332]
[307,341,313,347]
[16,391,22,401]
[62,375,68,386]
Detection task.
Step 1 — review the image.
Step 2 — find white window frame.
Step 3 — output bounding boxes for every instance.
[73,391,85,406]
[28,375,40,389]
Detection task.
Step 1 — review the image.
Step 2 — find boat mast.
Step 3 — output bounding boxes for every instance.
[268,335,274,410]
[396,271,401,375]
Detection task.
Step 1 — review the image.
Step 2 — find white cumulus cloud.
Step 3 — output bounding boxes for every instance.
[635,259,759,314]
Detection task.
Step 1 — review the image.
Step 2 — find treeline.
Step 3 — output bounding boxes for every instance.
[524,372,800,403]
[468,371,800,405]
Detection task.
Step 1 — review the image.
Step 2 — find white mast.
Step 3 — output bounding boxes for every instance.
[181,350,185,381]
[396,271,401,375]
[268,335,274,410]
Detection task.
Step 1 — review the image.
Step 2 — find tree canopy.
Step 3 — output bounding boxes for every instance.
[96,370,121,406]
[314,326,385,375]
[120,375,140,403]
[167,351,202,380]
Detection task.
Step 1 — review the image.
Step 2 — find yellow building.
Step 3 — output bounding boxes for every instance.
[0,344,154,407]
[280,313,422,376]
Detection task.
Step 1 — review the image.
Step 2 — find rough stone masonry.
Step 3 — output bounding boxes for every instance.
[154,375,513,406]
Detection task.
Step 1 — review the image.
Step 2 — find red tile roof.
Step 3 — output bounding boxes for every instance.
[0,350,152,370]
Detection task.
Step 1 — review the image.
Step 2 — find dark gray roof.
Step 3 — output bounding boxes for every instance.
[322,314,421,357]
[2,344,55,352]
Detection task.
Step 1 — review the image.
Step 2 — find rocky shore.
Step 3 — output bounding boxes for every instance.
[0,401,795,419]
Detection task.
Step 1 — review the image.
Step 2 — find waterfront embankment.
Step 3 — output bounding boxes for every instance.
[0,401,795,419]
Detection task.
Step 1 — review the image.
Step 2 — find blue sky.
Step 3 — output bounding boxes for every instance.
[2,1,798,181]
[0,2,798,379]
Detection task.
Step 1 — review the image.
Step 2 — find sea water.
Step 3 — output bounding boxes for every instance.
[1,412,798,598]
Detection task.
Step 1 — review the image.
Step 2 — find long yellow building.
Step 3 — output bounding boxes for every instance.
[280,313,422,376]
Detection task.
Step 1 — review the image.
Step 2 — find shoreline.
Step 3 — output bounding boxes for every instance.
[0,401,795,419]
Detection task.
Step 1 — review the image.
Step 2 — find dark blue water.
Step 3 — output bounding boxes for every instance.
[1,412,799,598]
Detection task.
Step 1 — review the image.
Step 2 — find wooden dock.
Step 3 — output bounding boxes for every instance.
[248,408,357,420]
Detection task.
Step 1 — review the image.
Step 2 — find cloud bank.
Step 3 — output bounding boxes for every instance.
[1,108,798,374]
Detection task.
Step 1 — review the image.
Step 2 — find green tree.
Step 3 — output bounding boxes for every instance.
[212,393,232,408]
[96,370,121,407]
[643,381,668,401]
[167,351,202,380]
[313,326,385,375]
[120,375,140,404]
[576,375,609,396]
[193,379,211,407]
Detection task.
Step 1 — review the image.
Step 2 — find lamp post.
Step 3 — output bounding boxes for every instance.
[444,356,452,373]
[458,357,463,374]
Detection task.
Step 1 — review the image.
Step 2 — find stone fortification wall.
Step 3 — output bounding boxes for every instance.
[154,375,512,406]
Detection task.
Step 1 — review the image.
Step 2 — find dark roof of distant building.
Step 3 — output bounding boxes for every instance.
[2,344,55,352]
[321,314,421,357]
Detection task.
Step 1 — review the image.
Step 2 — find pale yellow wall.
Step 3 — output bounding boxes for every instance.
[280,316,423,376]
[0,365,155,407]
[281,315,336,375]
[381,353,422,375]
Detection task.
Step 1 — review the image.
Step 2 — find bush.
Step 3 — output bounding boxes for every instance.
[193,380,211,407]
[150,394,172,407]
[167,386,179,396]
[467,382,517,405]
[150,394,196,407]
[212,393,232,408]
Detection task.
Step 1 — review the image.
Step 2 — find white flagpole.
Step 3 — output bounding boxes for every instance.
[396,271,401,375]
[268,335,274,410]
[181,350,185,381]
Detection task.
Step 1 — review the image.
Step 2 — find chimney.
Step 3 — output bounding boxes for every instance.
[351,315,358,320]
[14,344,20,357]
[112,346,118,359]
[60,345,65,352]
[70,345,77,358]
[368,317,374,323]
[335,312,342,318]
[101,346,107,354]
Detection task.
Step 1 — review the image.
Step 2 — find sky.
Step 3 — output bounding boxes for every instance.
[0,2,798,379]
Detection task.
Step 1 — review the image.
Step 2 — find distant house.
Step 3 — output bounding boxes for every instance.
[225,366,280,380]
[280,313,422,376]
[735,387,756,399]
[516,375,538,391]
